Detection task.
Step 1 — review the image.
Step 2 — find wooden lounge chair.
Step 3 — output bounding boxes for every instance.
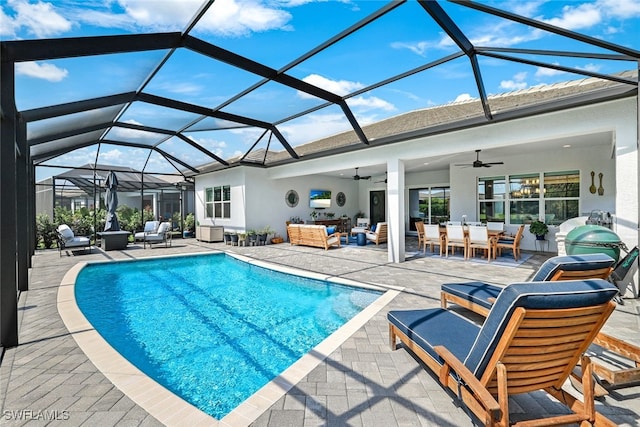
[365,222,387,245]
[441,254,616,316]
[389,279,619,427]
[440,253,640,391]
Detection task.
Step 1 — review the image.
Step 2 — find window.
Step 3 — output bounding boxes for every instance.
[409,186,450,229]
[205,188,214,218]
[205,185,231,219]
[509,174,540,224]
[543,171,579,226]
[478,177,505,222]
[478,171,580,226]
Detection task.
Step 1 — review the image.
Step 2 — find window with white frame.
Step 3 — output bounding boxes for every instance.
[478,171,579,226]
[205,185,231,219]
[478,176,506,222]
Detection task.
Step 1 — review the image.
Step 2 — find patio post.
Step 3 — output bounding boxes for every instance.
[387,159,405,263]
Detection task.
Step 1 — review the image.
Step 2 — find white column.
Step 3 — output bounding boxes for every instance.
[387,159,405,263]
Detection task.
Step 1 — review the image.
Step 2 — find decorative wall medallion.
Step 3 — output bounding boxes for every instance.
[336,192,346,207]
[372,194,380,206]
[285,189,299,207]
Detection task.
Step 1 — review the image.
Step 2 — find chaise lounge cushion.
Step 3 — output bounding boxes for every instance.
[441,253,616,310]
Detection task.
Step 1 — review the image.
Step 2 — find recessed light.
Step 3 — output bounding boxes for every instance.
[562,144,571,148]
[423,162,429,165]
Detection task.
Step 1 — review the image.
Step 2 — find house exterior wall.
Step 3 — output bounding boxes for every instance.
[195,95,638,263]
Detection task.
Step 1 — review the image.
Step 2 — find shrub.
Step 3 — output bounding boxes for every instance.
[36,213,58,249]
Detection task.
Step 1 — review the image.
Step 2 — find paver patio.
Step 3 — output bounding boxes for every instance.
[1,238,639,426]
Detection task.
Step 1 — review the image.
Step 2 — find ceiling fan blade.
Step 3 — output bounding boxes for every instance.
[485,161,504,165]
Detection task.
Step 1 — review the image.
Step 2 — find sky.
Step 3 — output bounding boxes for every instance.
[2,0,639,180]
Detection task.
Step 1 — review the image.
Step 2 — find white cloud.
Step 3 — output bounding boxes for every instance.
[347,95,395,112]
[300,74,364,97]
[500,71,528,90]
[390,41,431,56]
[5,0,72,38]
[535,64,565,78]
[191,0,293,36]
[542,3,602,30]
[576,63,602,73]
[279,113,352,146]
[15,62,68,82]
[598,0,640,18]
[101,148,124,161]
[454,93,473,102]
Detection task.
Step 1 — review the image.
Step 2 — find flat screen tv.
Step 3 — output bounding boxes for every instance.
[309,189,331,209]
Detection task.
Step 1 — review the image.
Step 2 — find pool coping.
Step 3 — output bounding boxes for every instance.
[56,250,401,427]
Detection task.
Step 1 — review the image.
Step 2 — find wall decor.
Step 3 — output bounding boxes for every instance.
[336,192,346,207]
[589,171,596,194]
[598,173,604,196]
[285,189,299,207]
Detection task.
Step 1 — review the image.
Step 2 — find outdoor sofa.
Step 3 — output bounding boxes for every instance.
[287,224,341,250]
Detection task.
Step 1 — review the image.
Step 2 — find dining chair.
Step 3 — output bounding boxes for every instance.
[445,224,467,258]
[414,220,425,250]
[423,224,443,255]
[494,224,525,261]
[467,225,494,262]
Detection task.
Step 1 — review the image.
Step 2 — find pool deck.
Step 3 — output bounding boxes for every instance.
[1,238,639,426]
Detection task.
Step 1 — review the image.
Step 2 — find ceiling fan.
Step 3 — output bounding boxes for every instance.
[455,149,504,168]
[352,167,371,180]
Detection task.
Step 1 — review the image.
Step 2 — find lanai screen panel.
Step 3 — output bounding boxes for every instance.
[117,102,204,132]
[15,50,168,110]
[27,105,124,141]
[192,0,389,69]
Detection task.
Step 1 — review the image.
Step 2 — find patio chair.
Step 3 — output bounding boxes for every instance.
[143,221,172,248]
[415,220,425,250]
[444,224,467,258]
[365,222,387,245]
[467,225,495,262]
[389,279,618,427]
[493,224,525,261]
[134,220,159,242]
[56,224,92,257]
[423,224,443,255]
[351,217,370,235]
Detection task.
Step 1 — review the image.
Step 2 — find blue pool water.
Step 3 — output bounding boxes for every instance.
[75,253,382,419]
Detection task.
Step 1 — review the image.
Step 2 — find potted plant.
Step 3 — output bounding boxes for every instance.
[183,213,195,238]
[258,225,273,245]
[529,220,549,240]
[247,229,257,246]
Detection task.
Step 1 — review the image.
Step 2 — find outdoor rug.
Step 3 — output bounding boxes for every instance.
[418,250,532,267]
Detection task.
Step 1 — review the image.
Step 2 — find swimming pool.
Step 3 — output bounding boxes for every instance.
[73,252,384,420]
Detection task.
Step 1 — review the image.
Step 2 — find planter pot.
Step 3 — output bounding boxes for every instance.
[257,233,267,245]
[535,234,546,240]
[183,230,194,238]
[224,232,232,245]
[271,237,284,244]
[230,234,239,246]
